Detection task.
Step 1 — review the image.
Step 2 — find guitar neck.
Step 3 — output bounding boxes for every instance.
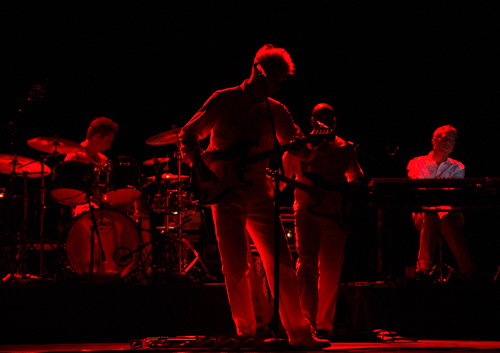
[277,174,324,199]
[238,133,336,169]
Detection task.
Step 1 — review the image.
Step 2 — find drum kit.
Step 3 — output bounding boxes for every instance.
[0,128,212,284]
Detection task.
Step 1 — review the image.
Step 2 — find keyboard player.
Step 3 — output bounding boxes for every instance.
[407,125,474,280]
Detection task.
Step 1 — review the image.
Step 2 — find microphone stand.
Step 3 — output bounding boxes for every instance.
[256,69,286,342]
[87,193,106,282]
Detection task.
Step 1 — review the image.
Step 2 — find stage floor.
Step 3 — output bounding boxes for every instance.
[2,340,500,353]
[1,281,499,349]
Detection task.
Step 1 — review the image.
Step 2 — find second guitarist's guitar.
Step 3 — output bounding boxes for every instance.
[275,172,353,233]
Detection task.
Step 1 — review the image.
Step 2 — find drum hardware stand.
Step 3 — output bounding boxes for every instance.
[2,120,39,281]
[86,195,106,282]
[5,154,54,282]
[150,142,213,281]
[150,156,170,282]
[34,150,64,278]
[37,154,49,277]
[153,155,171,231]
[4,168,30,282]
[173,138,210,278]
[116,217,212,281]
[160,218,212,279]
[174,148,185,275]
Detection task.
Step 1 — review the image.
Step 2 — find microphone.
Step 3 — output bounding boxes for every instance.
[254,63,267,78]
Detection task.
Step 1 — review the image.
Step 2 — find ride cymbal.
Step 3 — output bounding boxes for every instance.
[145,128,182,145]
[143,157,170,165]
[27,136,84,155]
[0,154,51,177]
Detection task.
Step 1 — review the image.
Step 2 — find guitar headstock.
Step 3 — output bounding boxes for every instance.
[303,128,336,147]
[311,127,335,135]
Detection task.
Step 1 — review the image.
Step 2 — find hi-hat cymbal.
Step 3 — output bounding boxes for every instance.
[143,157,170,165]
[146,128,182,145]
[146,173,189,182]
[0,154,51,177]
[27,136,84,155]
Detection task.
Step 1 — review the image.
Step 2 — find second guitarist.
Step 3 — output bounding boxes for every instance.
[283,103,364,340]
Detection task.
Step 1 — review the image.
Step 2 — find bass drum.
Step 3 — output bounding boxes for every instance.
[64,209,141,283]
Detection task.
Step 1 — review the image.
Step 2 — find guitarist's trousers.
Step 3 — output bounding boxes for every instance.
[211,178,313,343]
[295,206,346,334]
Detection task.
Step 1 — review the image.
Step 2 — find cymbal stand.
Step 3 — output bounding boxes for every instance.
[7,155,48,280]
[6,168,30,281]
[174,149,185,274]
[159,215,212,278]
[151,156,170,282]
[32,151,61,278]
[37,154,48,277]
[173,137,211,278]
[20,172,29,278]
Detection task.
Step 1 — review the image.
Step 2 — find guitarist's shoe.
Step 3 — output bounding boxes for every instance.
[234,336,255,350]
[290,333,331,349]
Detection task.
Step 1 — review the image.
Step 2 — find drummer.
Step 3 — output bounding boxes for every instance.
[65,117,118,216]
[65,117,118,165]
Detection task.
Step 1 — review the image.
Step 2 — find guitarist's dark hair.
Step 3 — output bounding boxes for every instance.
[86,117,119,139]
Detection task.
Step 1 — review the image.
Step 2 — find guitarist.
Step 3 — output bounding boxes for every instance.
[283,103,363,340]
[179,45,329,349]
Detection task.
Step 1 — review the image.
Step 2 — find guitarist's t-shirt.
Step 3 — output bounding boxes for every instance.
[180,80,303,182]
[284,136,363,205]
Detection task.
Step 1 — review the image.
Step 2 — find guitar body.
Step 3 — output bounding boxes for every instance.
[303,172,348,219]
[305,189,344,219]
[276,172,353,232]
[191,152,253,207]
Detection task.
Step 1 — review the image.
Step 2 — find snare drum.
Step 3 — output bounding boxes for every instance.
[64,208,142,282]
[51,161,95,205]
[102,157,142,206]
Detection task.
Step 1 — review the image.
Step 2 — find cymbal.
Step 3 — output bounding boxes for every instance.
[146,128,182,145]
[0,154,51,177]
[146,173,189,182]
[27,136,84,155]
[143,157,170,165]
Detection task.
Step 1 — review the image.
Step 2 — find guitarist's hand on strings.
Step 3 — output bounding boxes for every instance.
[266,168,277,182]
[287,138,311,159]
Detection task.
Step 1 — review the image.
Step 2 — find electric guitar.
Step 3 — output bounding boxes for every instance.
[275,172,353,233]
[190,131,336,207]
[189,142,256,207]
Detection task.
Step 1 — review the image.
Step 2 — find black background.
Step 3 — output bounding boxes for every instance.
[2,2,500,281]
